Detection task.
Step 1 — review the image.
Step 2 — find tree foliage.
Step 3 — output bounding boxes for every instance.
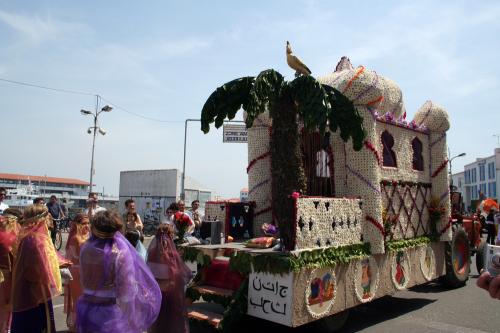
[200,69,365,152]
[200,69,367,250]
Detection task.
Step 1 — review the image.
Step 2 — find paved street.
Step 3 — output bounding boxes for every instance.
[53,233,499,333]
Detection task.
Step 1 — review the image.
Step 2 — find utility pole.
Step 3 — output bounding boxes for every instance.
[181,119,245,200]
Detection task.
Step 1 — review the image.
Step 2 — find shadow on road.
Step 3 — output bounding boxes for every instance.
[191,294,436,333]
[339,295,435,333]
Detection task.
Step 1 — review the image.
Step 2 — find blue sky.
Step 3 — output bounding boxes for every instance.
[1,0,499,197]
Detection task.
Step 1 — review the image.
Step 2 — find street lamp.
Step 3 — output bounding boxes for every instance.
[449,152,466,189]
[81,95,113,193]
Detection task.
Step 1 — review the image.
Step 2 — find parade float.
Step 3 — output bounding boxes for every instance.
[181,46,470,332]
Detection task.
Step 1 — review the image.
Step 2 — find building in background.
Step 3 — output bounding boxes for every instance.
[460,148,500,211]
[119,169,211,223]
[0,172,118,211]
[0,172,89,195]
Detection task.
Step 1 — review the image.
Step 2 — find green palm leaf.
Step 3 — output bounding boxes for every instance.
[288,75,329,134]
[323,85,366,151]
[200,76,255,133]
[245,69,284,127]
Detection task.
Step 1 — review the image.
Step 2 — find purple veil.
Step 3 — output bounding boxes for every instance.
[77,232,161,333]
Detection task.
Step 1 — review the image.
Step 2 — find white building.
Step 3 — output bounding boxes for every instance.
[461,148,500,211]
[119,169,211,223]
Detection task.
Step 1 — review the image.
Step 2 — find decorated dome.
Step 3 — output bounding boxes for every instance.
[318,57,405,118]
[413,100,450,133]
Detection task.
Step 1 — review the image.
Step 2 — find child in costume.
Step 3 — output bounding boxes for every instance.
[76,210,161,333]
[64,213,90,331]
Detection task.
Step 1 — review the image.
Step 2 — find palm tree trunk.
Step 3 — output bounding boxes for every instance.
[270,88,307,250]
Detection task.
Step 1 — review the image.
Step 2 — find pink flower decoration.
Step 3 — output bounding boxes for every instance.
[291,192,300,199]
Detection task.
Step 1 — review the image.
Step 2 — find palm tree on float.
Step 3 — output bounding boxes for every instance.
[200,63,366,249]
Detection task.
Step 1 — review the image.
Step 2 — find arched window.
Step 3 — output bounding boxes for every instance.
[300,131,334,197]
[381,131,397,167]
[412,137,424,171]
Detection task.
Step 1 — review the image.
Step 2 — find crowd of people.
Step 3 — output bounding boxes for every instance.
[0,188,194,333]
[1,183,498,332]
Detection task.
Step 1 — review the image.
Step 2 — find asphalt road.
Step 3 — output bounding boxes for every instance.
[53,234,500,333]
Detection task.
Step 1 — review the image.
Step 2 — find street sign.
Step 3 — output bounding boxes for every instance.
[223,124,247,143]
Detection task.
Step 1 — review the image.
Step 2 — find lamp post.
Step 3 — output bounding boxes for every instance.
[181,118,245,200]
[81,95,112,193]
[448,151,466,188]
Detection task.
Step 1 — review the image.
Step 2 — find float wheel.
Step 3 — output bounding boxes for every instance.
[441,225,470,288]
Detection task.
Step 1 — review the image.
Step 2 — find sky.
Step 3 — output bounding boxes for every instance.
[1,0,500,198]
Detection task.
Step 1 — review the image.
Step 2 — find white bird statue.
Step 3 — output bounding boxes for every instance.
[286,41,311,77]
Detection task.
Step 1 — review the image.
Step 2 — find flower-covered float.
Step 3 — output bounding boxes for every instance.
[182,54,470,332]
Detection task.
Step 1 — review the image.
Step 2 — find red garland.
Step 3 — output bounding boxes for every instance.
[431,159,449,178]
[247,151,271,173]
[364,140,381,165]
[254,206,272,217]
[365,215,385,236]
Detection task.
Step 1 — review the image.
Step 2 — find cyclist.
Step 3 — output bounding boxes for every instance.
[46,195,65,245]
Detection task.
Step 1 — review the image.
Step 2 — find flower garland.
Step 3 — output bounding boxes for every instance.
[342,66,365,94]
[246,151,271,173]
[365,215,385,237]
[374,111,429,133]
[385,236,431,252]
[380,180,432,188]
[180,246,212,267]
[364,140,381,165]
[431,159,449,178]
[226,243,371,276]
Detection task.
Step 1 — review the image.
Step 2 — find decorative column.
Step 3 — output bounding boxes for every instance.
[413,101,452,241]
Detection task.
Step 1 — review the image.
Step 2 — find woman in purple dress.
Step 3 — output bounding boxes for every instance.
[77,210,161,333]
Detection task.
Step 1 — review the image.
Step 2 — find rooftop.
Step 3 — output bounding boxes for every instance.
[0,172,89,186]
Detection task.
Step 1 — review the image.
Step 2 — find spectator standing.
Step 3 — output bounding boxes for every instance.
[0,188,8,215]
[46,195,65,245]
[123,199,143,234]
[122,199,146,260]
[186,200,204,238]
[486,209,496,245]
[83,192,106,218]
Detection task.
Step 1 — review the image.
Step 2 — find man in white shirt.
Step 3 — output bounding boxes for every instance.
[186,200,204,238]
[83,192,106,218]
[0,187,9,215]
